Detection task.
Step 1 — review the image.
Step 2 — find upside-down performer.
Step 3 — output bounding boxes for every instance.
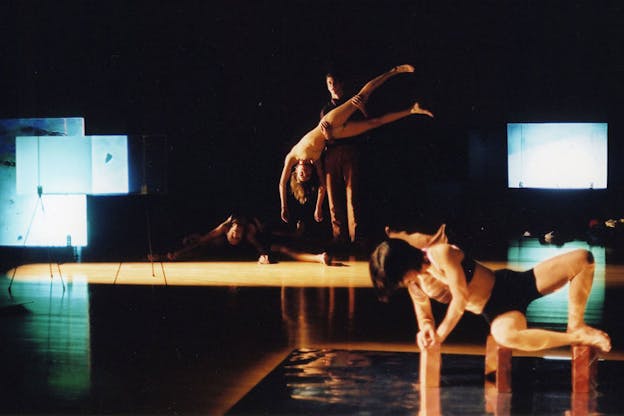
[279,64,433,225]
[370,224,611,353]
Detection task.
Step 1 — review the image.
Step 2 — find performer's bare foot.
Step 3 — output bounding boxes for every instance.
[318,252,332,265]
[393,64,415,73]
[410,102,434,118]
[571,325,612,352]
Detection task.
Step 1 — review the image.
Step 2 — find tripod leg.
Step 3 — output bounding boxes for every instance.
[9,195,44,295]
[8,265,18,296]
[56,263,66,292]
[113,262,123,285]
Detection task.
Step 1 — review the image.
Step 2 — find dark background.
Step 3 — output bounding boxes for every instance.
[2,0,624,260]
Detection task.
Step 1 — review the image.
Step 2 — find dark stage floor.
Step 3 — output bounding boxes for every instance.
[1,239,624,415]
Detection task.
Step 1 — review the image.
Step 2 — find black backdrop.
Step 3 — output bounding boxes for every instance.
[2,1,624,259]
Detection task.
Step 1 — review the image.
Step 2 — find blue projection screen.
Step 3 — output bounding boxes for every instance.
[16,135,128,195]
[1,118,130,247]
[507,123,608,189]
[0,118,86,246]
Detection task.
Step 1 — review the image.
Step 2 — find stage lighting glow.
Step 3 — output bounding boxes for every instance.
[508,123,607,189]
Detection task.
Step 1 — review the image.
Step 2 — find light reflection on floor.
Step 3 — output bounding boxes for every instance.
[1,277,91,405]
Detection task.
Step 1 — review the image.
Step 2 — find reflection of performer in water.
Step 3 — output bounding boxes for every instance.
[279,64,433,225]
[370,224,611,353]
[150,214,330,264]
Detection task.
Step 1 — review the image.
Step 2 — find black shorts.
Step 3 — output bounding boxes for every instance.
[481,268,542,325]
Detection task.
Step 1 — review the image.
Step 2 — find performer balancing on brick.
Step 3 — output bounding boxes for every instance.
[370,224,611,353]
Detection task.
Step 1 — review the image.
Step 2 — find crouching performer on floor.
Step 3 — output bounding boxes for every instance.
[369,224,611,353]
[150,214,331,265]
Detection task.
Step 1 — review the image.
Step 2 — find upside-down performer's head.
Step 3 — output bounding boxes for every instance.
[290,160,317,204]
[369,239,426,302]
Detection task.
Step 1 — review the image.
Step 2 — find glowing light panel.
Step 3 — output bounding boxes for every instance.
[508,123,607,189]
[18,194,88,247]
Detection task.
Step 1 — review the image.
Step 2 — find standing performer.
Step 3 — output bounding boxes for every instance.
[279,64,433,225]
[320,71,365,249]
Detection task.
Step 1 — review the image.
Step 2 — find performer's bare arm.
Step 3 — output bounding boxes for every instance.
[279,154,297,223]
[406,280,438,349]
[385,224,448,248]
[428,244,469,343]
[198,216,232,244]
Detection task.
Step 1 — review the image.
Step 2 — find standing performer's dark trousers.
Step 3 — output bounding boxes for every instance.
[324,142,360,244]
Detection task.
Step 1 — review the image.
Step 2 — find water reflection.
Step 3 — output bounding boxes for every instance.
[567,391,598,415]
[484,381,511,416]
[283,348,420,412]
[418,386,440,416]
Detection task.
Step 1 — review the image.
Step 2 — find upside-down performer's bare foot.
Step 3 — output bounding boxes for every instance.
[571,325,612,352]
[410,102,434,118]
[393,64,415,73]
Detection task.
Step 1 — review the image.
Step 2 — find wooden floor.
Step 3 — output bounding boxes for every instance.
[1,239,624,414]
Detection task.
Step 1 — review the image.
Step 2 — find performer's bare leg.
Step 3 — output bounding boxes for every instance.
[491,311,610,352]
[321,64,415,135]
[332,102,433,138]
[271,244,331,265]
[491,249,611,352]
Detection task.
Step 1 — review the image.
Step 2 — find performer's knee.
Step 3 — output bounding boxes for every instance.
[585,249,595,265]
[490,311,526,349]
[490,330,522,350]
[573,249,595,270]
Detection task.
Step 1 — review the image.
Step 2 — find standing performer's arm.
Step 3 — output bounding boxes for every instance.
[313,162,326,222]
